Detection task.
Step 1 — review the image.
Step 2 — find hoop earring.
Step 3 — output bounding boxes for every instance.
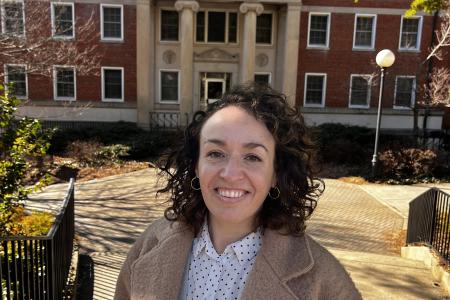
[269,187,280,199]
[190,176,201,191]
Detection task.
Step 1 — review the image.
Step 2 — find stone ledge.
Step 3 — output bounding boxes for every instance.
[401,245,450,296]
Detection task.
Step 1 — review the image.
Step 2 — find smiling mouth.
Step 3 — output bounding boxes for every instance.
[215,188,249,201]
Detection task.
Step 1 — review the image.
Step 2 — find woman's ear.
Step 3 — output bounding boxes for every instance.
[271,173,277,188]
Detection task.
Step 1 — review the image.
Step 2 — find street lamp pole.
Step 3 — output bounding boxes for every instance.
[372,49,395,179]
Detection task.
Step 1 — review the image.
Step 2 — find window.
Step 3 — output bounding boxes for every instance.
[195,11,238,44]
[161,10,178,41]
[5,65,27,98]
[353,14,376,49]
[51,2,74,38]
[102,67,124,101]
[304,73,326,107]
[399,16,422,50]
[256,13,272,44]
[160,70,179,102]
[101,4,123,41]
[254,73,271,86]
[307,13,330,48]
[394,76,415,108]
[53,66,76,101]
[349,75,371,108]
[1,1,24,35]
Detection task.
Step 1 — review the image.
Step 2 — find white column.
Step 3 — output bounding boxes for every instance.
[136,0,154,129]
[281,3,301,106]
[175,0,199,126]
[239,2,264,83]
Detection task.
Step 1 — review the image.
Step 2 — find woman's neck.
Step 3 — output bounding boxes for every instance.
[207,215,256,254]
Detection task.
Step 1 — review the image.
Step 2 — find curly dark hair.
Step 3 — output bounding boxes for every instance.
[158,83,323,235]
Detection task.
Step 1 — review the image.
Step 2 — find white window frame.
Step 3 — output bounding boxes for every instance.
[303,73,327,108]
[4,63,28,99]
[159,8,179,43]
[1,0,25,37]
[348,74,372,109]
[394,76,416,109]
[53,65,76,101]
[256,12,274,46]
[100,4,123,42]
[194,9,239,45]
[353,14,377,50]
[159,69,180,104]
[51,2,75,39]
[398,15,423,51]
[254,72,272,85]
[101,66,124,102]
[307,12,331,49]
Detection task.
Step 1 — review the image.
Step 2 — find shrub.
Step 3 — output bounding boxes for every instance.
[65,140,131,167]
[97,144,130,163]
[379,148,438,182]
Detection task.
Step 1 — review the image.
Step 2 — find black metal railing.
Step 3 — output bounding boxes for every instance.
[1,179,75,300]
[406,188,450,263]
[150,112,187,130]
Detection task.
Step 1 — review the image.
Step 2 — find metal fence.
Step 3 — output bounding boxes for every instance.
[406,188,450,263]
[1,179,75,300]
[150,112,188,130]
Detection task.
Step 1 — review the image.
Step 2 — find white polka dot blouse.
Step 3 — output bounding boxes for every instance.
[180,222,263,300]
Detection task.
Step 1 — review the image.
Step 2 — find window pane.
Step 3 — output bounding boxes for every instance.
[103,7,122,38]
[254,74,270,85]
[401,18,419,49]
[395,78,414,107]
[161,10,179,41]
[305,75,324,105]
[355,16,374,47]
[309,15,328,45]
[161,71,178,101]
[7,66,26,97]
[196,11,205,42]
[228,13,237,43]
[54,5,73,37]
[104,69,122,99]
[256,14,272,44]
[4,2,24,35]
[56,68,75,98]
[350,76,370,106]
[208,12,226,42]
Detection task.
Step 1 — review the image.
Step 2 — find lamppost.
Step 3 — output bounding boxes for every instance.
[372,49,396,178]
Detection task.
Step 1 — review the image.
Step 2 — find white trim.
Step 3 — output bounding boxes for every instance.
[159,69,180,104]
[398,15,423,51]
[4,63,28,99]
[352,14,377,50]
[256,12,274,46]
[53,65,76,101]
[205,78,226,103]
[394,75,416,109]
[303,72,327,108]
[348,74,372,109]
[194,9,239,45]
[159,8,179,43]
[100,4,123,42]
[101,66,124,102]
[301,5,428,15]
[254,72,272,85]
[1,0,25,37]
[51,2,75,39]
[307,12,330,49]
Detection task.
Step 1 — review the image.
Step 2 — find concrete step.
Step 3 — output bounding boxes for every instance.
[329,248,449,300]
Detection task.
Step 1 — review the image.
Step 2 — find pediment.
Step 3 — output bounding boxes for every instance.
[194,48,239,63]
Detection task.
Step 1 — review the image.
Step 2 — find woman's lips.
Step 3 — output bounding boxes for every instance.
[215,188,249,203]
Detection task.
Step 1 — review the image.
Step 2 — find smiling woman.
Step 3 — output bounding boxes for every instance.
[114,83,362,300]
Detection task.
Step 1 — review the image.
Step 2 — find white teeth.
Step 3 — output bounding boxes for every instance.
[218,189,245,198]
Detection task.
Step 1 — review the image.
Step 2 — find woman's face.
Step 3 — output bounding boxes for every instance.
[196,106,276,229]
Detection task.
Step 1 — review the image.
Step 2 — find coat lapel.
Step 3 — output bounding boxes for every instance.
[241,230,314,300]
[131,223,194,300]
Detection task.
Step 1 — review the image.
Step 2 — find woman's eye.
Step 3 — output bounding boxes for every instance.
[206,151,224,159]
[245,154,262,162]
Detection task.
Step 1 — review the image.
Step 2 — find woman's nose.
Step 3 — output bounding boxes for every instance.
[220,157,244,180]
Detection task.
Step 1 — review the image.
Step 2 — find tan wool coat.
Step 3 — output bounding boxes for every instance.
[114,218,362,300]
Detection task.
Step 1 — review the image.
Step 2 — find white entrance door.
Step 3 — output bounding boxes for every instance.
[205,78,226,105]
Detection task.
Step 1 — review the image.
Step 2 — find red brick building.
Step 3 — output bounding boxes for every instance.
[0,0,447,130]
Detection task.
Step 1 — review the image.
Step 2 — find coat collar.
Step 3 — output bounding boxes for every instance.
[131,222,314,300]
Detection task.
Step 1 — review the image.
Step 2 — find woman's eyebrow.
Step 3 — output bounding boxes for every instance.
[204,139,268,152]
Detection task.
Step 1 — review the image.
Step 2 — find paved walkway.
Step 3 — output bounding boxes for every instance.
[28,169,449,299]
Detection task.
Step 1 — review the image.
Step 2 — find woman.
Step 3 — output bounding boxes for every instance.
[114,83,361,300]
